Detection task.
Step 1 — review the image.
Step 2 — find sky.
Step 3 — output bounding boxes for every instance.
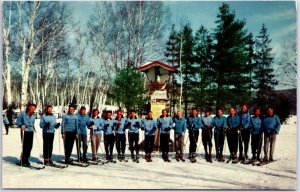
[71,1,296,60]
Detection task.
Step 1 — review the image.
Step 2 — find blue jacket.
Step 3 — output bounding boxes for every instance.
[103,118,115,135]
[187,116,203,131]
[126,117,142,134]
[113,117,127,135]
[173,117,187,134]
[16,111,36,132]
[157,116,173,134]
[201,116,213,129]
[3,115,9,125]
[90,116,104,135]
[61,113,79,134]
[227,115,240,129]
[250,116,263,135]
[262,115,281,135]
[142,118,157,136]
[40,114,57,133]
[212,115,227,130]
[76,113,91,135]
[239,112,251,129]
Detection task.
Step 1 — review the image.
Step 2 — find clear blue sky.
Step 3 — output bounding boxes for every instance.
[71,1,296,59]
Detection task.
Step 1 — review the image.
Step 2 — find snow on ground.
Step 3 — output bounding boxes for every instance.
[2,116,297,189]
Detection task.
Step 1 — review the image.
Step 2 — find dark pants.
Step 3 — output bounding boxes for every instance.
[144,135,155,154]
[214,129,225,158]
[77,134,88,159]
[21,131,34,163]
[202,129,213,156]
[43,133,54,159]
[175,133,184,156]
[226,128,238,157]
[239,129,250,158]
[104,134,115,158]
[116,134,126,155]
[251,133,262,160]
[264,133,276,158]
[64,131,76,162]
[4,124,9,134]
[129,132,139,157]
[189,130,199,153]
[160,133,170,153]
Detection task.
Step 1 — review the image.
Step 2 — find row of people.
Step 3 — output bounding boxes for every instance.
[15,103,280,166]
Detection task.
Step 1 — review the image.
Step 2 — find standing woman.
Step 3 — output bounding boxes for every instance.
[40,105,60,165]
[103,111,116,162]
[157,109,173,162]
[89,108,104,161]
[262,106,281,162]
[141,111,157,162]
[226,107,240,163]
[187,108,203,163]
[113,110,127,161]
[172,110,187,162]
[250,107,263,162]
[61,104,79,164]
[238,104,251,161]
[201,108,214,162]
[212,107,227,162]
[16,103,37,166]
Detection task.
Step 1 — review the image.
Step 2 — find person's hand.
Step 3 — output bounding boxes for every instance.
[62,134,65,139]
[45,122,51,128]
[55,123,60,129]
[21,125,26,131]
[89,121,94,126]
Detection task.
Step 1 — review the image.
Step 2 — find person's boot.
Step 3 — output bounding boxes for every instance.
[180,153,185,162]
[263,155,268,163]
[148,153,152,162]
[165,153,171,162]
[208,147,212,161]
[269,155,273,162]
[117,154,122,160]
[44,159,49,165]
[175,153,180,161]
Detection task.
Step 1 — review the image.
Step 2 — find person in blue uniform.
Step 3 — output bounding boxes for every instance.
[250,107,263,162]
[226,107,240,161]
[172,110,187,162]
[201,108,214,162]
[141,111,157,162]
[212,107,227,162]
[126,110,142,162]
[16,103,37,166]
[40,105,60,165]
[157,109,173,162]
[89,108,103,161]
[114,110,127,161]
[262,106,281,162]
[61,104,79,164]
[238,104,251,161]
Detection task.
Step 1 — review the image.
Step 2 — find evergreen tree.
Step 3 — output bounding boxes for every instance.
[111,67,146,112]
[212,3,252,109]
[164,24,180,115]
[253,24,278,110]
[180,23,196,116]
[193,25,214,115]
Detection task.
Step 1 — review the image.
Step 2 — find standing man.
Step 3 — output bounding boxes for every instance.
[141,111,157,162]
[76,106,93,162]
[6,105,15,127]
[172,110,187,162]
[157,109,173,162]
[61,104,79,164]
[187,108,203,163]
[212,107,227,162]
[103,111,116,162]
[238,104,251,162]
[113,110,127,162]
[89,108,104,161]
[201,108,214,163]
[40,105,60,165]
[262,106,281,163]
[126,110,142,163]
[250,107,263,163]
[226,107,240,163]
[16,103,37,166]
